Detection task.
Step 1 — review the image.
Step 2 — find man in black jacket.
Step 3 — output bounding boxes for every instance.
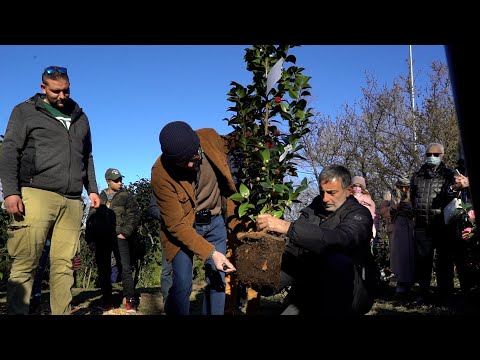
[0,66,100,315]
[257,164,375,315]
[86,168,141,313]
[411,142,456,304]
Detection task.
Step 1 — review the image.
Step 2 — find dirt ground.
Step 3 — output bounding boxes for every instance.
[1,279,479,315]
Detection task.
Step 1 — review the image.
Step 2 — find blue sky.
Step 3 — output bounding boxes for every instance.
[0,45,447,191]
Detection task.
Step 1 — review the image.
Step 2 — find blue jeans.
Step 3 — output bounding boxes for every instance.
[160,243,173,303]
[165,215,227,315]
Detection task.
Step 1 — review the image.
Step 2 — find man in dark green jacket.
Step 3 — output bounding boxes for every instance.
[0,66,100,315]
[86,168,140,313]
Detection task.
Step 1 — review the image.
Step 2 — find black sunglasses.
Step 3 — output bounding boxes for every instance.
[43,66,68,75]
[426,152,442,157]
[110,178,123,183]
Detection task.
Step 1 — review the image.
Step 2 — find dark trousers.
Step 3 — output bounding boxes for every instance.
[415,223,454,297]
[95,236,135,300]
[437,222,473,295]
[32,239,51,297]
[435,225,456,296]
[414,226,435,295]
[280,252,355,315]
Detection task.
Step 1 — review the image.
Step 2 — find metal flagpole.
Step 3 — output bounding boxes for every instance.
[409,45,417,151]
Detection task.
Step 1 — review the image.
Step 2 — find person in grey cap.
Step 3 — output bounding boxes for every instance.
[0,65,100,315]
[85,168,141,313]
[151,121,238,315]
[379,173,415,297]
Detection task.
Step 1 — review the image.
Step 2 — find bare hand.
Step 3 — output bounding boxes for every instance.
[453,174,469,190]
[3,195,24,216]
[256,214,291,234]
[89,193,101,209]
[211,251,236,274]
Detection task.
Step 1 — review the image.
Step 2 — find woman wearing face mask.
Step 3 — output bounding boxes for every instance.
[349,176,378,245]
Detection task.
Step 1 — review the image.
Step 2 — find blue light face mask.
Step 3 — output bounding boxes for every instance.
[425,155,441,167]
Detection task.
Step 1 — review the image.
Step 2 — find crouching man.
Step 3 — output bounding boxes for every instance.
[256,165,376,315]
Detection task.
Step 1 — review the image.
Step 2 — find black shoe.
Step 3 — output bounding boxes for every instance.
[412,296,425,306]
[97,295,115,311]
[29,293,42,314]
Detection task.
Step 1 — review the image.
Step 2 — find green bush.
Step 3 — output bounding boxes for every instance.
[0,204,12,287]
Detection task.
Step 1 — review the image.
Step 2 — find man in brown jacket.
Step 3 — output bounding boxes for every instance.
[151,121,237,315]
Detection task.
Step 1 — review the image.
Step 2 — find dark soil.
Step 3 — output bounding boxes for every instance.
[234,231,285,296]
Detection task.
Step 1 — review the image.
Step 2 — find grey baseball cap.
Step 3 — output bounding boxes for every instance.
[105,168,124,181]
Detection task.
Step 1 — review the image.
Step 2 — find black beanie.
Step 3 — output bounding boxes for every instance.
[160,121,200,163]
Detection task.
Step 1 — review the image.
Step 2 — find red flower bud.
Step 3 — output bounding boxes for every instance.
[275,97,282,103]
[266,141,273,149]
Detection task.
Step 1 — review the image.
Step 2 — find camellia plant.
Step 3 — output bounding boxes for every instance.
[225,45,313,221]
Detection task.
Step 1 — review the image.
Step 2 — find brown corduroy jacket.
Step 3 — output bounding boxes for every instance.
[151,128,239,263]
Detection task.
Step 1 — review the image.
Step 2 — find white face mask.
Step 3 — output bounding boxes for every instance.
[425,155,441,167]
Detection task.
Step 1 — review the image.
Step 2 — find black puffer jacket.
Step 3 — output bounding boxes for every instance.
[411,162,455,226]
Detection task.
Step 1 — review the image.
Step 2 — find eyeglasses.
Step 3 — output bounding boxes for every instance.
[43,66,68,75]
[110,178,123,183]
[425,153,442,157]
[177,148,203,167]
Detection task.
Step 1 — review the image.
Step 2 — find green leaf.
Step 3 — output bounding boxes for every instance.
[260,182,272,189]
[272,210,283,218]
[229,193,244,202]
[236,87,246,98]
[288,89,299,100]
[239,183,250,198]
[274,184,287,193]
[239,202,250,217]
[261,149,270,163]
